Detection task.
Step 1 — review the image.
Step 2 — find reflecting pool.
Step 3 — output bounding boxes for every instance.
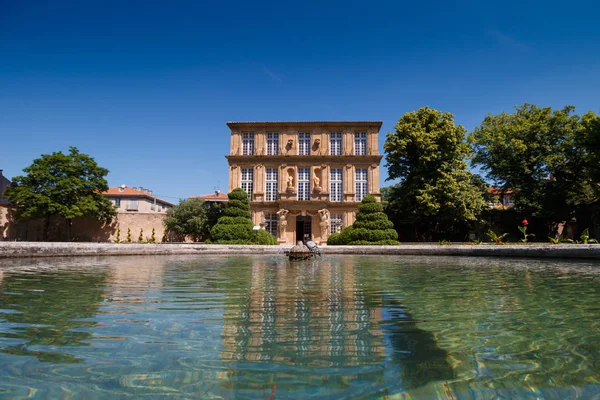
[1,255,599,399]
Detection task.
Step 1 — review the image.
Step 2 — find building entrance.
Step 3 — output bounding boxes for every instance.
[295,216,312,243]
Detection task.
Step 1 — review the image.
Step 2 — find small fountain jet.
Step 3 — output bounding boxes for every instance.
[305,240,322,257]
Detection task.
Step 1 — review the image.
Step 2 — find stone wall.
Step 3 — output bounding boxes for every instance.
[0,211,167,243]
[1,242,599,259]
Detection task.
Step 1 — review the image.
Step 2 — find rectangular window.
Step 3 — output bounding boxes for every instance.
[114,198,121,208]
[330,168,343,202]
[265,168,278,201]
[330,132,342,156]
[127,200,138,211]
[298,168,311,200]
[241,168,254,200]
[242,133,254,156]
[266,133,279,156]
[354,132,367,155]
[265,213,278,237]
[355,168,369,202]
[298,133,311,156]
[150,203,155,211]
[330,213,344,234]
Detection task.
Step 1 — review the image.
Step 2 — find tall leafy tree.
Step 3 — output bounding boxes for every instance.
[384,107,485,240]
[164,198,209,242]
[5,147,115,240]
[581,111,600,191]
[469,104,597,232]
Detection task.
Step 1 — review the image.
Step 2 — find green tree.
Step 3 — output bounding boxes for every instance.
[469,104,597,233]
[328,196,399,245]
[209,188,277,245]
[164,198,210,242]
[384,107,485,240]
[126,228,132,243]
[581,111,600,192]
[164,199,210,242]
[5,147,116,240]
[138,228,144,243]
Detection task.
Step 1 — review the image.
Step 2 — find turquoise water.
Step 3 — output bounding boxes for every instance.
[0,255,599,399]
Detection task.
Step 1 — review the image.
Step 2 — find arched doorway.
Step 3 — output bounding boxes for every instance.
[295,216,312,243]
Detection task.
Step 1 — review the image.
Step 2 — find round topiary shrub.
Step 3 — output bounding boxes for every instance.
[209,188,277,245]
[327,195,400,245]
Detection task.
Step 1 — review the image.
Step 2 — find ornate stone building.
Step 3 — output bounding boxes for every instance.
[226,121,383,245]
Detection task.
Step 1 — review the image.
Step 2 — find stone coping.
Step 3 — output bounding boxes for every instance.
[1,242,599,259]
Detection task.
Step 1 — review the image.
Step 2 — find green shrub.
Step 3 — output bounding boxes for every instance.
[327,196,400,245]
[138,228,144,243]
[114,227,121,243]
[353,219,394,230]
[252,229,278,245]
[354,212,389,222]
[210,188,277,245]
[127,228,132,243]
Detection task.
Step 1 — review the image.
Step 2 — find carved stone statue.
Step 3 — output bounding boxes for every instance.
[318,209,330,237]
[277,209,289,239]
[286,169,296,194]
[313,168,322,193]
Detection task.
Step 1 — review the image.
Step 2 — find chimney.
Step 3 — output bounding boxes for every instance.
[0,169,3,178]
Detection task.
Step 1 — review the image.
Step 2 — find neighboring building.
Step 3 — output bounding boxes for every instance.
[225,121,383,245]
[104,185,174,213]
[0,169,11,206]
[0,169,14,240]
[189,190,229,205]
[487,187,514,209]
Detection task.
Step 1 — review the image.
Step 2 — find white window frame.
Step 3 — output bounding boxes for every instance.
[265,168,278,201]
[241,168,254,200]
[298,133,311,156]
[266,133,279,156]
[354,132,367,155]
[355,168,368,202]
[297,168,311,200]
[330,213,344,234]
[265,213,278,237]
[330,168,343,202]
[242,133,254,156]
[330,132,342,156]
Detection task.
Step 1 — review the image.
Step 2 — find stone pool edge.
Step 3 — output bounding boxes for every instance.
[1,242,600,259]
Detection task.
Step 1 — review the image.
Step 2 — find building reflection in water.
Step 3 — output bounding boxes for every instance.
[102,256,166,303]
[219,257,453,393]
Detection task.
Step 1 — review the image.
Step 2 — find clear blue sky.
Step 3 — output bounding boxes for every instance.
[2,0,599,201]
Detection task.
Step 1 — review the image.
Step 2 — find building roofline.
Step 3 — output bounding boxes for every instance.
[226,121,383,128]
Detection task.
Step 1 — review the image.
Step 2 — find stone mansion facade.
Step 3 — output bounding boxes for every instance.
[226,121,383,245]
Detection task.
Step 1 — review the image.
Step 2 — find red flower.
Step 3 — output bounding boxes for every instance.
[522,219,529,226]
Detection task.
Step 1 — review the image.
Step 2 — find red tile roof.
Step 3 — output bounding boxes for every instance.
[487,187,514,195]
[189,192,229,202]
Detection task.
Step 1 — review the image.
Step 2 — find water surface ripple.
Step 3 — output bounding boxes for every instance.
[0,255,599,399]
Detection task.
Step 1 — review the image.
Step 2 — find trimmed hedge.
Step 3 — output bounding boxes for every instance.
[209,188,277,245]
[327,195,400,245]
